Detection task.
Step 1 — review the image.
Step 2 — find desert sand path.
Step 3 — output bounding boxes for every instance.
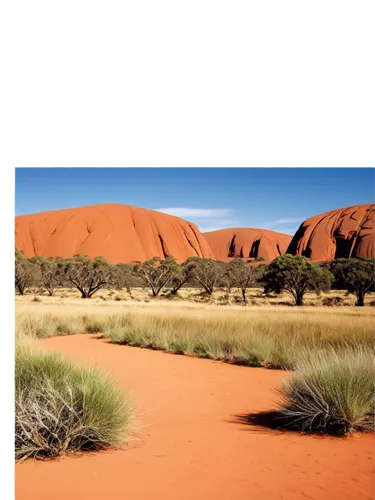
[16,334,374,500]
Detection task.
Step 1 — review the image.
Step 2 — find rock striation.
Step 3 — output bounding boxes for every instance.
[15,203,214,263]
[203,228,292,262]
[286,204,375,261]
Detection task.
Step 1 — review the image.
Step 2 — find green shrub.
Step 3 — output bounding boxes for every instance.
[278,348,375,435]
[15,343,133,461]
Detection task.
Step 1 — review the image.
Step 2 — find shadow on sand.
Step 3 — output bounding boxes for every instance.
[232,411,351,438]
[231,411,303,435]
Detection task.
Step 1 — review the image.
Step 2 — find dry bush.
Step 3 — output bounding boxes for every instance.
[15,342,133,461]
[278,347,375,435]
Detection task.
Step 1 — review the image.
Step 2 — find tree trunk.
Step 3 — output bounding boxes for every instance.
[241,288,247,304]
[199,285,213,295]
[70,280,88,299]
[356,291,365,307]
[171,281,184,295]
[295,292,303,306]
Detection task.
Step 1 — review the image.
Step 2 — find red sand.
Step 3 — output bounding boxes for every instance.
[204,228,292,262]
[15,204,214,263]
[16,335,374,500]
[287,204,375,261]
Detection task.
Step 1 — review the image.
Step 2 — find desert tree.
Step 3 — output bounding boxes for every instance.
[168,259,196,295]
[263,254,332,306]
[219,261,235,293]
[224,257,264,304]
[113,263,138,296]
[186,257,224,296]
[62,254,114,298]
[330,258,375,306]
[15,249,39,295]
[133,257,180,297]
[29,256,65,296]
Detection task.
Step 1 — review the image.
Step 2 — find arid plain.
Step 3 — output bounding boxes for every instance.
[15,201,375,500]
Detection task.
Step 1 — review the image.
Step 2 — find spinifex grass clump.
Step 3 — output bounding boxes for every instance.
[278,348,375,435]
[15,343,133,461]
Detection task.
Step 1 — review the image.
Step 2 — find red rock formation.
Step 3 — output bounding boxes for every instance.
[286,204,375,261]
[203,228,292,262]
[15,204,214,263]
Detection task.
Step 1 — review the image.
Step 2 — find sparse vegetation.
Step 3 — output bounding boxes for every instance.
[264,254,332,306]
[223,257,263,304]
[62,254,114,298]
[14,251,375,441]
[15,250,39,295]
[15,341,133,461]
[15,300,374,370]
[113,263,139,296]
[278,347,375,435]
[29,256,65,296]
[330,258,375,306]
[133,257,180,296]
[169,259,195,295]
[185,257,223,295]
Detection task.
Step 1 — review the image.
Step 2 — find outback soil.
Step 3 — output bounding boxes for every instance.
[16,334,374,500]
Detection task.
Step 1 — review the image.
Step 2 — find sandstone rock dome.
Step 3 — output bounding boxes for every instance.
[15,204,214,263]
[286,204,375,261]
[203,228,292,262]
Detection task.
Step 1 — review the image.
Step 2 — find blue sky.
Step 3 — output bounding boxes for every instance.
[15,168,374,235]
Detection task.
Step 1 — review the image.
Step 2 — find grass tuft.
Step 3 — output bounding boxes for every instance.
[278,348,375,435]
[15,342,133,461]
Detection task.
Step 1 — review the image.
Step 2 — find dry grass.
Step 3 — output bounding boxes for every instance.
[15,289,374,370]
[15,341,133,461]
[15,289,374,437]
[278,347,375,435]
[19,286,375,307]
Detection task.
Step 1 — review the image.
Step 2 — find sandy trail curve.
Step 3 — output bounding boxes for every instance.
[16,334,374,500]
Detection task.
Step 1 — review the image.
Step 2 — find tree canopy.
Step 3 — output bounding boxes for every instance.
[15,249,39,295]
[133,257,180,296]
[61,254,114,298]
[224,257,264,303]
[330,258,375,306]
[263,254,332,306]
[29,256,65,296]
[185,257,224,295]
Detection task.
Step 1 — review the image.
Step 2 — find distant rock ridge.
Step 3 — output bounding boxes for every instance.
[203,228,292,262]
[15,203,214,263]
[286,204,375,261]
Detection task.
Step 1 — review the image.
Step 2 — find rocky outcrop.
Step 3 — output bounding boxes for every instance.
[286,204,375,261]
[15,204,214,263]
[203,228,292,262]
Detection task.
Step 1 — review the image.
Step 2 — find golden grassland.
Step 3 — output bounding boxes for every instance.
[15,287,375,435]
[15,287,374,369]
